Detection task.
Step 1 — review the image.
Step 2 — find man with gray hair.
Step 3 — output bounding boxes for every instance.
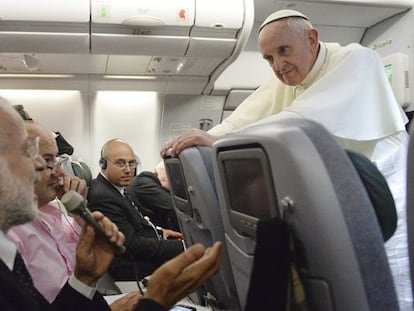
[161,9,410,310]
[0,97,222,311]
[0,98,124,310]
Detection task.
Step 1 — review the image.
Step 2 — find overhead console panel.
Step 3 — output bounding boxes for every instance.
[90,0,195,56]
[0,0,253,94]
[88,0,253,93]
[90,0,246,60]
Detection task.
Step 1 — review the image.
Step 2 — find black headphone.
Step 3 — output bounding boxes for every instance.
[99,146,107,169]
[98,140,140,173]
[99,157,107,170]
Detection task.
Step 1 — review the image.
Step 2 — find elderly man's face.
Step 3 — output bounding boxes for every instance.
[0,113,45,232]
[28,125,64,207]
[102,141,136,187]
[258,19,319,86]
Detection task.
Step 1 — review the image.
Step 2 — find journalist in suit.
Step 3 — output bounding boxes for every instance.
[0,255,110,311]
[88,139,184,280]
[0,99,124,311]
[0,99,221,311]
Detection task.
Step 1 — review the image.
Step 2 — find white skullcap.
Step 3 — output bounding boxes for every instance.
[259,9,309,33]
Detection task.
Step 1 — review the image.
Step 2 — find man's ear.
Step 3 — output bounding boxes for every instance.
[307,28,319,53]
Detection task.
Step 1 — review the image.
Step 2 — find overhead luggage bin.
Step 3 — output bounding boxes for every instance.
[0,0,90,54]
[90,0,195,56]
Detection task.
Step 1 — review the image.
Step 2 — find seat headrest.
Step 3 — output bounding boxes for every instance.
[346,150,397,241]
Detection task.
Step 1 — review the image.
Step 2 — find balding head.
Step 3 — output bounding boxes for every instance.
[26,123,58,159]
[100,139,137,187]
[101,139,132,159]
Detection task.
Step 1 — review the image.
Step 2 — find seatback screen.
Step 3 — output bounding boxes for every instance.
[223,158,273,219]
[218,147,277,238]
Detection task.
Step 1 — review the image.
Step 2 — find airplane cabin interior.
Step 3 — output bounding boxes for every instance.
[0,0,414,310]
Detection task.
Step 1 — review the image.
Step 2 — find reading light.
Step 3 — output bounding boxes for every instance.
[176,61,185,73]
[22,54,40,72]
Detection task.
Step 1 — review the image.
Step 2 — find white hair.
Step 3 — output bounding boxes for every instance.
[287,17,314,37]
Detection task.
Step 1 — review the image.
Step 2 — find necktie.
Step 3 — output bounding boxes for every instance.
[13,252,40,308]
[124,188,162,239]
[123,188,141,214]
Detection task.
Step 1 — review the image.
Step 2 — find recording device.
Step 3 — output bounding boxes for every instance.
[61,190,126,255]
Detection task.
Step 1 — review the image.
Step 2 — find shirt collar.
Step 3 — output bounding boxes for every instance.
[299,42,327,88]
[100,173,125,196]
[0,231,17,270]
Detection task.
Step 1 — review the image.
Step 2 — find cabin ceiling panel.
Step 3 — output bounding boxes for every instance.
[0,0,254,94]
[37,54,107,74]
[177,58,223,76]
[106,55,152,74]
[167,76,209,94]
[316,25,366,44]
[254,0,410,27]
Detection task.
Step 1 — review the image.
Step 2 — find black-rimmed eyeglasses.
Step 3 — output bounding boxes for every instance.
[106,158,138,170]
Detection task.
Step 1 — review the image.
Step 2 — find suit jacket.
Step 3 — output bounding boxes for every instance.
[88,174,183,280]
[128,171,179,231]
[135,299,165,311]
[0,258,109,311]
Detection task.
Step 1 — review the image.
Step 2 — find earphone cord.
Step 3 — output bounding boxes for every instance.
[55,198,81,236]
[57,196,146,294]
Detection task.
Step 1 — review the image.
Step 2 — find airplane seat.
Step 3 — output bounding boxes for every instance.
[212,117,399,310]
[59,154,93,186]
[404,111,413,131]
[163,146,241,311]
[71,160,93,186]
[345,150,397,242]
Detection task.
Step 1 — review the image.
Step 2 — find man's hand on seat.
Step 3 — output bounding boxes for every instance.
[160,128,219,158]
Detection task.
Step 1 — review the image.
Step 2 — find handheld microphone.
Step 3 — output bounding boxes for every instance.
[61,190,126,255]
